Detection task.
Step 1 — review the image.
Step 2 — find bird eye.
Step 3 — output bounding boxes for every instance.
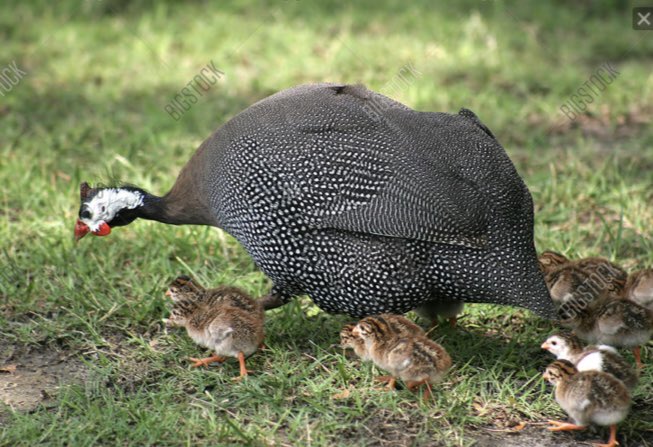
[80,210,91,219]
[101,205,106,212]
[551,341,557,345]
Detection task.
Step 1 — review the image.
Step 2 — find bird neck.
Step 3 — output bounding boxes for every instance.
[137,187,216,226]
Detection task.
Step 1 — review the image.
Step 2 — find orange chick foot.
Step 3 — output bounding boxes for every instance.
[547,420,587,432]
[189,355,225,368]
[374,375,397,390]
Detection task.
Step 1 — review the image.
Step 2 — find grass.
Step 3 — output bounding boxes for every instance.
[1,0,652,445]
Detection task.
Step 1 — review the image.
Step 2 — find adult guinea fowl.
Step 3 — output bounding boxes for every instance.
[74,83,555,319]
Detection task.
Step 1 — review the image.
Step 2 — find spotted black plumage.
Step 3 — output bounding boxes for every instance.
[78,83,556,319]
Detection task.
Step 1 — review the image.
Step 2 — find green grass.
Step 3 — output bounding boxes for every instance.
[1,1,653,445]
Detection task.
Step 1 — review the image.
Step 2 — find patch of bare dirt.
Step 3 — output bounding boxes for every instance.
[0,343,87,418]
[471,424,653,447]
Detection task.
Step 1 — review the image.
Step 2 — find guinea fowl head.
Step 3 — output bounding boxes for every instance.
[165,275,205,302]
[74,178,217,242]
[541,333,582,359]
[538,251,569,273]
[74,182,147,241]
[164,275,205,327]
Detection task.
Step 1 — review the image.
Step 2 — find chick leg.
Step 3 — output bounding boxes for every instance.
[632,346,643,369]
[593,424,619,447]
[547,420,587,432]
[236,351,250,379]
[374,376,397,390]
[406,379,432,401]
[189,354,225,368]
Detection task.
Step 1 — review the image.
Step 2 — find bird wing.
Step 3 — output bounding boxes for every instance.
[319,153,490,248]
[293,110,495,248]
[232,85,517,248]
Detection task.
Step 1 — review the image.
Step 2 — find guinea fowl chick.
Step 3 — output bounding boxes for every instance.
[543,264,605,309]
[540,254,626,305]
[165,275,265,379]
[543,359,630,447]
[341,314,424,363]
[352,315,451,399]
[566,297,653,369]
[541,333,638,390]
[625,268,653,311]
[414,299,464,328]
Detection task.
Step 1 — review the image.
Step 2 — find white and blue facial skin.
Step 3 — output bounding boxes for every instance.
[76,188,144,239]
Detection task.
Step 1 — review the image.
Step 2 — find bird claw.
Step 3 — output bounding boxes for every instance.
[188,356,225,368]
[374,376,397,390]
[546,420,586,432]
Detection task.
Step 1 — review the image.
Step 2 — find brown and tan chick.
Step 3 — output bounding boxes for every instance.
[165,275,265,379]
[541,333,638,391]
[542,359,630,447]
[352,315,451,400]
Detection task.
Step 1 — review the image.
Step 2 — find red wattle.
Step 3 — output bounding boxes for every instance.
[93,221,112,236]
[74,219,90,241]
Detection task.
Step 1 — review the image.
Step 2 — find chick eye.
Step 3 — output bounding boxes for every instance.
[101,205,106,212]
[80,210,91,219]
[551,341,557,345]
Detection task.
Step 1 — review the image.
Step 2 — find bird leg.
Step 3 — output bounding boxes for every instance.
[259,293,286,310]
[260,287,293,311]
[632,346,643,369]
[374,375,397,390]
[547,420,587,432]
[593,424,619,447]
[233,351,251,380]
[406,379,433,401]
[189,354,225,368]
[448,316,457,328]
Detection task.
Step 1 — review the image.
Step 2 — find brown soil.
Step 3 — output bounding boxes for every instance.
[0,343,87,419]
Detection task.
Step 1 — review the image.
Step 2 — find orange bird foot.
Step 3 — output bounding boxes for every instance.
[406,379,433,401]
[189,355,225,368]
[592,424,619,447]
[234,352,252,380]
[632,346,644,370]
[374,375,397,390]
[547,420,587,432]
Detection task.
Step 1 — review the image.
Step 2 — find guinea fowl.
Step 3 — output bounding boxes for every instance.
[74,83,555,319]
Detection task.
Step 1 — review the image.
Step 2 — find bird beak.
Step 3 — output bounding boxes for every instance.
[541,342,550,351]
[165,290,172,298]
[351,326,361,337]
[74,219,90,242]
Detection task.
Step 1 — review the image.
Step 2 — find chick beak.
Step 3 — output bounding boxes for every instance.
[541,342,551,351]
[74,219,90,242]
[165,290,172,298]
